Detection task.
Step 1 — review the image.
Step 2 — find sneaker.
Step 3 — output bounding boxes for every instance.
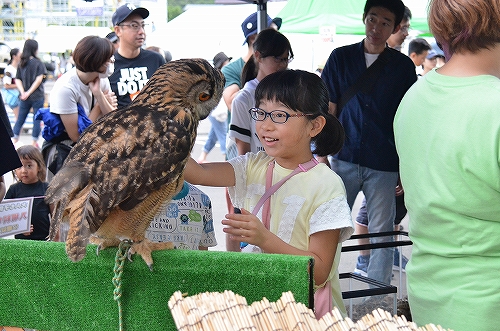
[353,255,369,277]
[393,248,409,272]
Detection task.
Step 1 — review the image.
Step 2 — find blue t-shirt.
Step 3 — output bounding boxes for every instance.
[321,40,417,172]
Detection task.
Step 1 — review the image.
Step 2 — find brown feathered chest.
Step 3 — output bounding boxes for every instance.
[45,58,224,265]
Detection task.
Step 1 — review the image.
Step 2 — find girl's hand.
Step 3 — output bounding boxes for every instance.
[104,90,118,110]
[222,208,269,247]
[88,77,101,95]
[22,224,34,236]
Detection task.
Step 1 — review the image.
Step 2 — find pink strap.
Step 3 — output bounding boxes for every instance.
[252,158,319,229]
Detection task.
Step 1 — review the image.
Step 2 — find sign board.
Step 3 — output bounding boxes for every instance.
[0,197,33,238]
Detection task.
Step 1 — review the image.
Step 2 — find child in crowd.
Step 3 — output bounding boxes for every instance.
[145,181,217,250]
[5,145,52,240]
[229,28,293,155]
[184,70,354,318]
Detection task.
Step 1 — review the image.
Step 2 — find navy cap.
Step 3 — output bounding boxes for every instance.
[241,12,282,45]
[112,3,149,26]
[106,31,118,43]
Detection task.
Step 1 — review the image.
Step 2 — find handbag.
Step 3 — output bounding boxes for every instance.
[34,103,92,142]
[47,142,72,175]
[2,88,20,108]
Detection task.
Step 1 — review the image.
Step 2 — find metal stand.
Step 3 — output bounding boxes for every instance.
[340,272,398,319]
[341,231,413,300]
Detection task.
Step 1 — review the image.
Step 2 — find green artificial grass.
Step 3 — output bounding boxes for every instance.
[0,239,313,331]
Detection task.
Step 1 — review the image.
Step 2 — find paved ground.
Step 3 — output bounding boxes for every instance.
[6,94,411,316]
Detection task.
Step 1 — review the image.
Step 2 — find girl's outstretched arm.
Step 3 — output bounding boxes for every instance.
[183,157,236,187]
[223,208,340,285]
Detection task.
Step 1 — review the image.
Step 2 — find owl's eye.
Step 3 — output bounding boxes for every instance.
[199,93,211,101]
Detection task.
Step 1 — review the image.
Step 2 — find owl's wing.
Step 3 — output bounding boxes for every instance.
[48,105,194,234]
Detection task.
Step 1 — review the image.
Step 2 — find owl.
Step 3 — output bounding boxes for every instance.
[45,58,224,269]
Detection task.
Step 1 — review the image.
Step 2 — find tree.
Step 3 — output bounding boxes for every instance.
[168,0,215,21]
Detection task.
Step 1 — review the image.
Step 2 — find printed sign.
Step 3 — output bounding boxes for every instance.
[0,197,33,238]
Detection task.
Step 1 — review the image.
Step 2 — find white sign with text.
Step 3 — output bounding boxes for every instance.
[0,197,33,238]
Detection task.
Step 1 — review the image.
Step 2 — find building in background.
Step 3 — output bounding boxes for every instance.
[0,0,167,49]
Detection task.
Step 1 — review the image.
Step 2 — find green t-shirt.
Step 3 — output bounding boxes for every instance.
[394,69,500,331]
[221,57,245,89]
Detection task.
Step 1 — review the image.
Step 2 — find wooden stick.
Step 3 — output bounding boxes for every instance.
[167,291,450,331]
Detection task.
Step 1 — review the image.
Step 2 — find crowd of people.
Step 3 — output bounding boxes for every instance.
[1,0,499,329]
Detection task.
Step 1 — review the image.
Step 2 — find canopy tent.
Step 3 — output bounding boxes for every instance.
[146,3,287,63]
[35,26,113,53]
[148,0,432,72]
[277,0,431,36]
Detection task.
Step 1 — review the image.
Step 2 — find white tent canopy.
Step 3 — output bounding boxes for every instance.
[145,3,366,72]
[35,26,113,53]
[146,3,287,64]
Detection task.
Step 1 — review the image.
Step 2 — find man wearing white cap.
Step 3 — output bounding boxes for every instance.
[109,3,165,108]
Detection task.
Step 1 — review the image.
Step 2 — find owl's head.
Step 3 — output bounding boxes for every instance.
[134,58,225,121]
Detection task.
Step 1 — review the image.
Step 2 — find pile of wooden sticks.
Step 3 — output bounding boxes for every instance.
[168,290,451,331]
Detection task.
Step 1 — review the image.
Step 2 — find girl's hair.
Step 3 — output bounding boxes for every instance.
[15,145,47,182]
[20,39,39,68]
[255,70,344,157]
[241,28,293,84]
[73,36,114,73]
[8,48,19,65]
[428,0,500,54]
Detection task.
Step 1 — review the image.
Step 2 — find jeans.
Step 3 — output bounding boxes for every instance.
[330,158,398,285]
[203,114,227,154]
[13,97,44,141]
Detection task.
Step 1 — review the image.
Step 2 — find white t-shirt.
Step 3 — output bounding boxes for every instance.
[49,67,111,116]
[227,152,354,313]
[229,78,264,153]
[3,64,17,85]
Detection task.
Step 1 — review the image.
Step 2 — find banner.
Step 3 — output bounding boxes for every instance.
[75,0,104,16]
[0,197,33,238]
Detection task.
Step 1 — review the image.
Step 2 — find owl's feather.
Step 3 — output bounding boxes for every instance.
[45,58,224,264]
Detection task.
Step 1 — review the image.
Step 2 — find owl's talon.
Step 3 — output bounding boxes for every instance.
[127,250,134,262]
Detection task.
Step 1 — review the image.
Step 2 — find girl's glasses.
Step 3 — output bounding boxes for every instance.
[249,108,311,124]
[272,56,293,64]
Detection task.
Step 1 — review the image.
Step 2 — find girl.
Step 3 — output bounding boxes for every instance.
[2,47,21,119]
[44,35,117,180]
[5,145,52,240]
[229,28,293,156]
[184,70,354,318]
[12,39,46,148]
